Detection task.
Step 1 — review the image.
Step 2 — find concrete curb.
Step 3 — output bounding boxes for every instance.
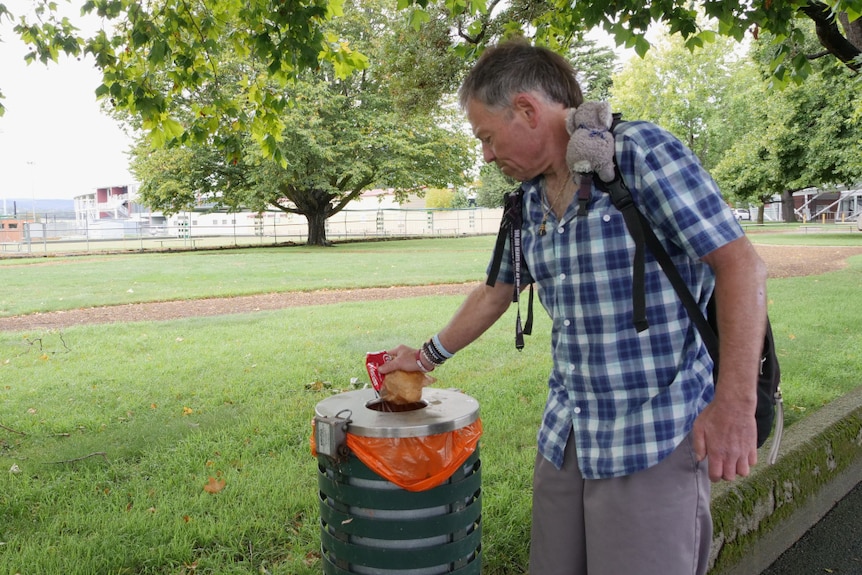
[708,386,862,574]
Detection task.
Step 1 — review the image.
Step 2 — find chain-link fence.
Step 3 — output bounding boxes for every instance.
[0,207,504,256]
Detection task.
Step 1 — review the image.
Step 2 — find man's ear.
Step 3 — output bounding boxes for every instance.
[511,93,541,128]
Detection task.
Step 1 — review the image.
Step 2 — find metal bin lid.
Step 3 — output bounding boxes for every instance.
[314,388,479,439]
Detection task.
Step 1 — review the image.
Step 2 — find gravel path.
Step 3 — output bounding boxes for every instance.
[2,244,861,332]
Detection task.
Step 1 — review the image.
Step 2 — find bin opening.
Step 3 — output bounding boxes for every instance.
[365,398,428,413]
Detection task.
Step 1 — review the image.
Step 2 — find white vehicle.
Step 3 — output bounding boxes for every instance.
[732,208,751,221]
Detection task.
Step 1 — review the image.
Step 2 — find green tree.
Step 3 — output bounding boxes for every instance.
[7,0,860,136]
[475,163,517,207]
[129,144,243,214]
[610,29,743,170]
[130,0,476,246]
[3,0,367,152]
[712,28,861,222]
[570,40,618,102]
[445,0,861,81]
[425,187,456,208]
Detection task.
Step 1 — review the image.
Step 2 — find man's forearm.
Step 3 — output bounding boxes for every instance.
[704,239,768,407]
[437,280,514,354]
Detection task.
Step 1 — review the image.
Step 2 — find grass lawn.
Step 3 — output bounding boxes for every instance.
[1,236,861,574]
[0,238,495,317]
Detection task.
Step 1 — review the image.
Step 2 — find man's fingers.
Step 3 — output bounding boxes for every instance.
[708,457,725,483]
[691,426,707,462]
[377,345,417,374]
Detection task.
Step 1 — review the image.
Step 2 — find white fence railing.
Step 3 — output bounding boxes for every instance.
[1,207,504,256]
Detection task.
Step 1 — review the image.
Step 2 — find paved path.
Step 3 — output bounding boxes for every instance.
[760,481,862,574]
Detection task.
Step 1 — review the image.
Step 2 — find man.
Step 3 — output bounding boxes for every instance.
[379,39,767,575]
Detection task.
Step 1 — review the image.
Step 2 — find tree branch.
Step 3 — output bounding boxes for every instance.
[798,2,861,71]
[1,422,26,436]
[47,452,109,465]
[456,0,504,44]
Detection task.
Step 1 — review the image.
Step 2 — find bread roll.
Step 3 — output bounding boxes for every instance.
[381,370,435,404]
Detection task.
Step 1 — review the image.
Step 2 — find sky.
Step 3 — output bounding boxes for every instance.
[0,9,135,202]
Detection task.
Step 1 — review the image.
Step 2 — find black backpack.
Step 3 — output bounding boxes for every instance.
[487,120,784,463]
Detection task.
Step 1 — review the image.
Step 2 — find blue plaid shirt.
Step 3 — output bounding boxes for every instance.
[491,121,744,479]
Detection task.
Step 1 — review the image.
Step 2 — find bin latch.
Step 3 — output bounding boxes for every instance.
[314,409,352,462]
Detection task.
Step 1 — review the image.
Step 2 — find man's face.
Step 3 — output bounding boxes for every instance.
[466,97,539,182]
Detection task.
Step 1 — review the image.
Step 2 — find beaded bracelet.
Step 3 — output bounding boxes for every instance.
[421,340,447,366]
[415,349,432,373]
[420,345,440,368]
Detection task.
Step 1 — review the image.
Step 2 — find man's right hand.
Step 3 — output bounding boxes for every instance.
[378,345,425,375]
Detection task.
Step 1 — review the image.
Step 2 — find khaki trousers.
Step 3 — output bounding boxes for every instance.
[529,432,712,575]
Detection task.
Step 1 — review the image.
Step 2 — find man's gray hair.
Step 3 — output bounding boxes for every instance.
[458,39,584,111]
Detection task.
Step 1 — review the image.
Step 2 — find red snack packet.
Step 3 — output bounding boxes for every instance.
[365,350,392,392]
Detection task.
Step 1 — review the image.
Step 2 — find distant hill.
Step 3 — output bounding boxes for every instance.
[1,198,74,216]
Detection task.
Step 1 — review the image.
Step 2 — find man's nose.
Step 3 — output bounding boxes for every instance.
[482,143,495,163]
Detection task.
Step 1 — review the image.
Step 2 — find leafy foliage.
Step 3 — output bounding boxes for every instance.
[425,187,456,208]
[609,21,861,222]
[712,26,862,220]
[5,0,366,156]
[5,0,859,150]
[130,0,477,246]
[610,28,742,170]
[572,41,619,102]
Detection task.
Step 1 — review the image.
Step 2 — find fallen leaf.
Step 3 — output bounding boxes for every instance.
[182,406,194,416]
[304,551,321,567]
[306,379,337,391]
[203,476,226,494]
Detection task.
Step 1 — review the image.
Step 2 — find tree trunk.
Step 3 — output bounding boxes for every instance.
[839,13,862,51]
[781,190,797,222]
[305,210,330,246]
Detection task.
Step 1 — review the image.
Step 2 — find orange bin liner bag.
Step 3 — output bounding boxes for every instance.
[312,418,482,492]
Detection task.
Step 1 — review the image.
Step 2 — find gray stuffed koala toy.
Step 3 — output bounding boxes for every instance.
[565,101,616,183]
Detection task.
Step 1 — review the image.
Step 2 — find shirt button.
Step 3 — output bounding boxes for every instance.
[563,319,571,327]
[573,407,582,414]
[559,273,566,280]
[557,226,565,234]
[603,214,611,222]
[569,364,575,372]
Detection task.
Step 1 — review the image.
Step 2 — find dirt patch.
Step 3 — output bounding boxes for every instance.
[2,245,860,332]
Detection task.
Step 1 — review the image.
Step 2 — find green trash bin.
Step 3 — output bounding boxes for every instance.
[314,388,482,575]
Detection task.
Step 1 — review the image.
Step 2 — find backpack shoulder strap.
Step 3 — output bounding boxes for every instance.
[487,186,534,349]
[487,187,522,288]
[597,118,719,358]
[593,117,648,332]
